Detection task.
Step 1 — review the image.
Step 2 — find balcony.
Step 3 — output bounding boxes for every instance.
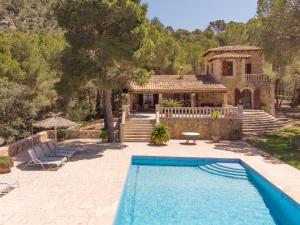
[244,74,271,82]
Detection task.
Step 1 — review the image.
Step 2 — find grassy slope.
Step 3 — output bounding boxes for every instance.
[247,125,300,170]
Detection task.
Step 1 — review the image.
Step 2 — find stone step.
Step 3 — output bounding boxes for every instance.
[125,131,152,134]
[242,118,277,122]
[126,120,155,124]
[125,134,151,138]
[124,138,150,142]
[125,125,154,128]
[243,127,279,132]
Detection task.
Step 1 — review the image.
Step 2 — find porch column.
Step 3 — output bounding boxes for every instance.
[128,94,133,111]
[223,92,229,105]
[191,93,196,107]
[158,93,163,104]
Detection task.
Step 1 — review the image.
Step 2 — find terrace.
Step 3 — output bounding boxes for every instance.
[1,139,300,225]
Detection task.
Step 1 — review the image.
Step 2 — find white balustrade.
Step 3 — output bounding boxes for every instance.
[157,106,242,119]
[244,74,271,82]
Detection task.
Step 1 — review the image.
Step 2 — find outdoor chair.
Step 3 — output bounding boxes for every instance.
[34,145,67,162]
[40,142,73,161]
[23,148,66,170]
[47,140,79,155]
[0,175,19,195]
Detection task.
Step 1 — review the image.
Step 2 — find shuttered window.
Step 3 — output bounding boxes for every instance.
[222,61,233,76]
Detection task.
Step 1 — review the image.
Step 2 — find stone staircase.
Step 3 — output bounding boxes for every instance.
[243,110,288,136]
[124,119,155,142]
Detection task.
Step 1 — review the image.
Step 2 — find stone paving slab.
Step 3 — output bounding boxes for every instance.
[0,139,300,225]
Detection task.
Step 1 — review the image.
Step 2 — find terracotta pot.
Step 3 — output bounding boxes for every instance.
[0,167,11,174]
[212,136,220,143]
[230,135,240,141]
[154,140,164,145]
[101,139,108,143]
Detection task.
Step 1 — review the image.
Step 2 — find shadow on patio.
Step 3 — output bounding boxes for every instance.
[212,141,283,164]
[15,139,124,170]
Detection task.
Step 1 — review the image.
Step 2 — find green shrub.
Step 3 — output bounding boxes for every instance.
[161,99,182,107]
[151,124,170,144]
[0,156,14,169]
[99,129,108,140]
[57,129,67,140]
[211,110,221,119]
[229,129,242,139]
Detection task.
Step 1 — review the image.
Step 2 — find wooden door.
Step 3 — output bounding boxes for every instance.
[246,63,252,74]
[235,89,241,105]
[153,94,159,105]
[138,94,143,106]
[254,88,261,109]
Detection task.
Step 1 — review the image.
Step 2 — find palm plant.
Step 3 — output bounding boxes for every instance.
[151,124,170,145]
[160,99,182,107]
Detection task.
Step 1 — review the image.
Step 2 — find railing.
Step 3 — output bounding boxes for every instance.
[120,105,130,142]
[244,74,271,82]
[157,105,243,120]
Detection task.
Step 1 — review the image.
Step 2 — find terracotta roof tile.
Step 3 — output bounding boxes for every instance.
[129,75,227,93]
[208,53,251,62]
[203,45,262,57]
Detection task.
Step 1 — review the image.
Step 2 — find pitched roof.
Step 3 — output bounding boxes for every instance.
[203,45,262,57]
[208,53,251,62]
[129,75,227,93]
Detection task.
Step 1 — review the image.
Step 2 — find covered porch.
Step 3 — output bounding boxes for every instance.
[129,91,228,111]
[128,74,228,112]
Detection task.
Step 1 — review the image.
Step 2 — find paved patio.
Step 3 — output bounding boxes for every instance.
[1,139,300,225]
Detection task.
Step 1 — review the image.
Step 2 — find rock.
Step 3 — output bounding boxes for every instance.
[0,17,16,30]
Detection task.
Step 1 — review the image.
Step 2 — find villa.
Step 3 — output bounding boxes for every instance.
[122,46,284,142]
[128,45,275,115]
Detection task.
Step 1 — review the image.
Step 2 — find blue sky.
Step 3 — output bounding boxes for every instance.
[141,0,258,31]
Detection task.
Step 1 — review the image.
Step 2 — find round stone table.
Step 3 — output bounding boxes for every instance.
[182,132,200,144]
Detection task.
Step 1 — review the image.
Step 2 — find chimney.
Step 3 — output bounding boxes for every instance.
[179,66,184,79]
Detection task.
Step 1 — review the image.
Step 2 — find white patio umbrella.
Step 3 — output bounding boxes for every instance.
[32,112,78,141]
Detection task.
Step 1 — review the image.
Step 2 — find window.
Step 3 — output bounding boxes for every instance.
[222,60,233,76]
[206,65,209,75]
[143,94,153,104]
[245,63,252,74]
[211,63,214,74]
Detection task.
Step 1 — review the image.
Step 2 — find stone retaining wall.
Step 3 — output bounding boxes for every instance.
[0,130,101,157]
[0,131,50,156]
[161,118,242,140]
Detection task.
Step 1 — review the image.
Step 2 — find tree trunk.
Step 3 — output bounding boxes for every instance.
[103,89,114,142]
[275,79,280,109]
[292,80,298,108]
[95,90,102,117]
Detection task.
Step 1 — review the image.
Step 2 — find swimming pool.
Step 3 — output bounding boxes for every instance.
[114,156,300,225]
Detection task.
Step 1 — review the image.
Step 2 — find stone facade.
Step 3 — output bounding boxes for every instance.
[203,47,275,115]
[128,46,275,115]
[161,118,242,140]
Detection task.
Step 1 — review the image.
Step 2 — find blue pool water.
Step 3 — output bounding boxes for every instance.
[114,157,300,225]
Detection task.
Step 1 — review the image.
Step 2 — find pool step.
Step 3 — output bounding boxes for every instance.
[197,163,248,180]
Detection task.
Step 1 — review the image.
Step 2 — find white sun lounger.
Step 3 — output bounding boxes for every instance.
[40,142,73,160]
[47,140,79,155]
[23,148,66,170]
[0,175,19,194]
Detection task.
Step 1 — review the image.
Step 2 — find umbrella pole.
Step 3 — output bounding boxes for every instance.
[54,123,57,156]
[31,123,34,149]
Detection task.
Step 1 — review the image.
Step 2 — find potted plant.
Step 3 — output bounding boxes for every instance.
[229,129,242,141]
[211,110,221,143]
[0,156,14,173]
[151,124,170,145]
[99,129,109,143]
